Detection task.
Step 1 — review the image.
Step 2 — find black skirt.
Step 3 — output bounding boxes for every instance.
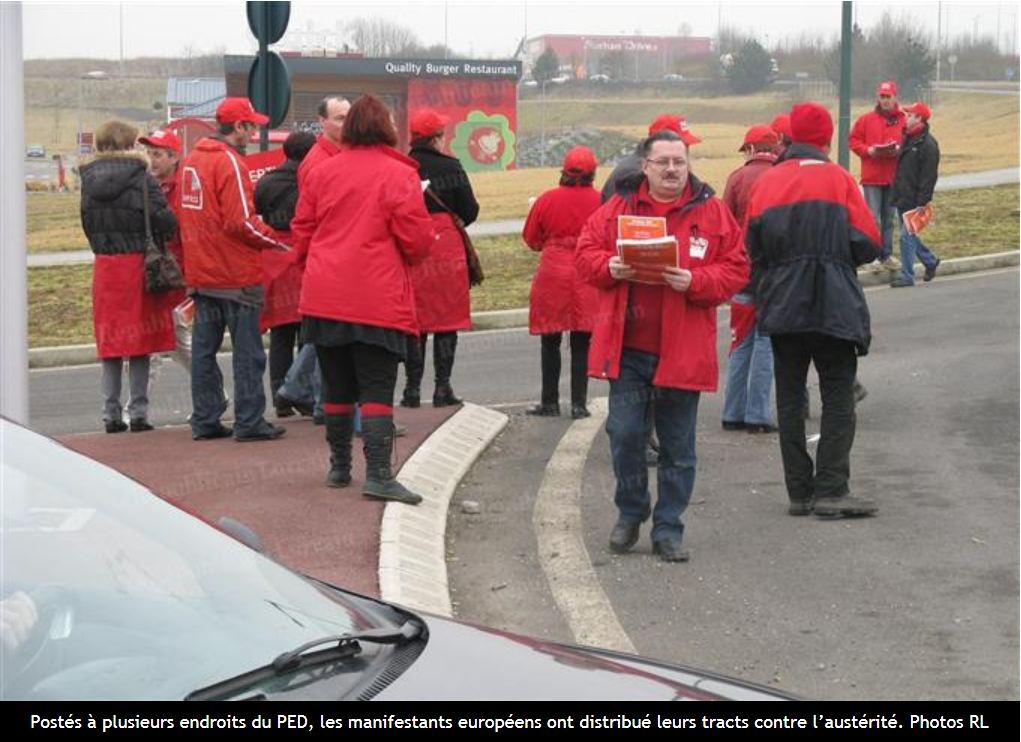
[301,316,410,360]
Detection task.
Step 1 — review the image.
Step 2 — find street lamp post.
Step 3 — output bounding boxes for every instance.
[540,79,547,167]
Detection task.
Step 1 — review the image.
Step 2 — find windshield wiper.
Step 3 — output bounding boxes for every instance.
[185,621,423,701]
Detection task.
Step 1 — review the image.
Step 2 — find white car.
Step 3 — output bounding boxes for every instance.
[589,74,611,83]
[550,75,571,84]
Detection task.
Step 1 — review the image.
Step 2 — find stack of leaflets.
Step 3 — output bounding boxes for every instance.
[616,216,677,285]
[901,203,934,235]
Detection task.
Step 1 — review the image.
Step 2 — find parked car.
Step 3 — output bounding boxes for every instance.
[521,80,539,88]
[663,73,685,82]
[26,145,46,158]
[589,74,611,83]
[0,419,795,701]
[550,75,571,84]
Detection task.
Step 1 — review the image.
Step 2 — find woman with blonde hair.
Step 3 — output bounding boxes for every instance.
[79,119,177,432]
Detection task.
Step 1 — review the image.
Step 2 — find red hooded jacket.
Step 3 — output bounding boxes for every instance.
[290,145,436,336]
[575,177,749,391]
[178,137,288,289]
[523,183,603,335]
[849,105,906,186]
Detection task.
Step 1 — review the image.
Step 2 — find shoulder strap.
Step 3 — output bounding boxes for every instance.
[425,186,465,229]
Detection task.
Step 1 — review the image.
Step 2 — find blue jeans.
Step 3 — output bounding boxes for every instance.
[863,184,896,260]
[191,295,267,437]
[722,297,775,426]
[277,342,327,421]
[897,209,939,284]
[607,349,700,544]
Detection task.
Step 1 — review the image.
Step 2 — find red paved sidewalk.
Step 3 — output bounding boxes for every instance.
[60,407,457,597]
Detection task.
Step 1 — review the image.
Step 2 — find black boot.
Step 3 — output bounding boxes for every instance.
[432,332,462,407]
[325,413,354,487]
[569,331,591,419]
[361,416,422,505]
[401,335,426,408]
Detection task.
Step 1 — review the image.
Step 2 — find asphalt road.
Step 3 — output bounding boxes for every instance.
[446,268,1020,701]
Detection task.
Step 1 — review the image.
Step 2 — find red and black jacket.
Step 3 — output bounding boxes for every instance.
[745,143,881,355]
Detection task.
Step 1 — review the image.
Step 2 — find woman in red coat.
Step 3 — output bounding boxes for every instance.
[290,95,436,505]
[400,109,480,409]
[522,146,602,419]
[79,120,177,433]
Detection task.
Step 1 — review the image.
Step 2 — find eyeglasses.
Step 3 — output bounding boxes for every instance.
[645,157,687,169]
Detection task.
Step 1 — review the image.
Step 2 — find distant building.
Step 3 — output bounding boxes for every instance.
[166,77,226,120]
[524,33,713,80]
[223,54,523,171]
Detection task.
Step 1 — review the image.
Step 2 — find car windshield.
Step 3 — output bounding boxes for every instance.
[0,421,380,700]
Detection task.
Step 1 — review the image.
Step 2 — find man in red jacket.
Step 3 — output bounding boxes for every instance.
[179,97,290,442]
[576,127,749,563]
[849,80,906,273]
[746,102,881,519]
[297,96,350,188]
[720,125,779,434]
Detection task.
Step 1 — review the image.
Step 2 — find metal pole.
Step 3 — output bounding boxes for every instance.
[76,77,82,155]
[936,2,942,83]
[838,1,852,170]
[540,80,547,167]
[444,1,449,59]
[259,3,269,152]
[1,2,29,425]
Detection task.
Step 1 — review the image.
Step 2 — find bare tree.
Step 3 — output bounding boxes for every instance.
[346,17,421,57]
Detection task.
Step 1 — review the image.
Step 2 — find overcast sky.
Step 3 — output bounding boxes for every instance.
[21,0,1019,60]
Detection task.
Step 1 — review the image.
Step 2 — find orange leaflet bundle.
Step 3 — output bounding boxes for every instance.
[901,203,934,235]
[618,215,668,240]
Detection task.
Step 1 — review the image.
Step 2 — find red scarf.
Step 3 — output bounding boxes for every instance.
[905,121,926,138]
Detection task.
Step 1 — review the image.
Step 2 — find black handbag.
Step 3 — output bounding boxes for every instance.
[425,187,484,288]
[142,175,185,293]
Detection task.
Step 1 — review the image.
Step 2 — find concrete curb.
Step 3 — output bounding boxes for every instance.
[378,402,509,617]
[27,251,1020,369]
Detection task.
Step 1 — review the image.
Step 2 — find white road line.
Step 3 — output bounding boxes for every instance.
[532,397,636,654]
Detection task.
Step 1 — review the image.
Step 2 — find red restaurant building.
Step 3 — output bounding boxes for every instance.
[223,54,523,172]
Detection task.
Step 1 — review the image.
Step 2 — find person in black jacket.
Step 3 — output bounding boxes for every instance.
[254,130,316,409]
[254,131,316,231]
[79,120,177,433]
[745,103,881,520]
[890,101,941,288]
[401,109,480,408]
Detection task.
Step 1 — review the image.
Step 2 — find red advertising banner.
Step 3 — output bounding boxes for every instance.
[244,148,286,184]
[407,78,518,172]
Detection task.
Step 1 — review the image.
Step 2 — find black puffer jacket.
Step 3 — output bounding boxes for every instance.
[409,145,479,225]
[79,151,176,255]
[891,123,940,211]
[253,159,300,231]
[745,143,881,355]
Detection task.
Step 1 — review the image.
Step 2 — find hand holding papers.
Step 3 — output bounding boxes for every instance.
[616,216,678,285]
[901,203,934,235]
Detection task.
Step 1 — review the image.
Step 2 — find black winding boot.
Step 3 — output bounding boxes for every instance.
[432,333,462,407]
[361,416,422,505]
[324,413,354,488]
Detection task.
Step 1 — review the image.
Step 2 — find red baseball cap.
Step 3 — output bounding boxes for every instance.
[902,101,931,121]
[215,97,269,126]
[409,109,449,139]
[790,102,834,148]
[770,113,792,141]
[739,124,779,152]
[647,114,702,146]
[562,145,598,174]
[876,80,898,97]
[138,129,182,153]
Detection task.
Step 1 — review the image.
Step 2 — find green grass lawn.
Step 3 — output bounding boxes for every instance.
[26,184,1020,348]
